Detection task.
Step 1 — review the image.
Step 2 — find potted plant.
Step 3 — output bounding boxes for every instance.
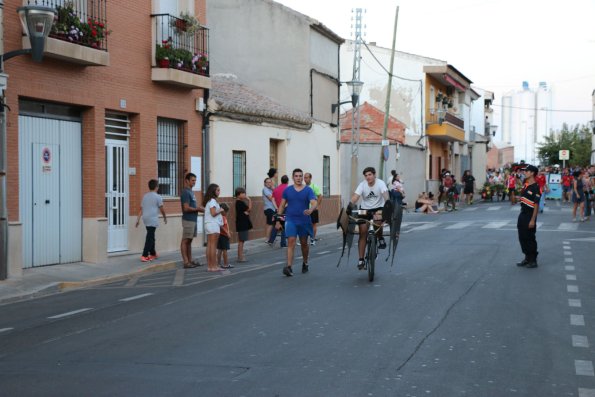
[192,52,208,74]
[156,39,173,68]
[171,11,201,35]
[173,48,193,70]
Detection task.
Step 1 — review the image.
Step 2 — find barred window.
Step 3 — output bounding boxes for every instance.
[157,118,183,197]
[323,155,331,197]
[233,151,246,194]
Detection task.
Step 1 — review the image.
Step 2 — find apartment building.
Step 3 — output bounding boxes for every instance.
[2,0,209,277]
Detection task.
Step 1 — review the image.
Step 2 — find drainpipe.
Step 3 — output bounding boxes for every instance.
[0,0,7,280]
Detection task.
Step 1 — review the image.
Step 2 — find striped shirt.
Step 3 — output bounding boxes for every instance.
[520,182,541,214]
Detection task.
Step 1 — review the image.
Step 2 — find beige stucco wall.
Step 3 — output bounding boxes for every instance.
[208,118,340,198]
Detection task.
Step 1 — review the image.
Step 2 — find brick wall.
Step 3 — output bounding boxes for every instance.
[4,0,206,221]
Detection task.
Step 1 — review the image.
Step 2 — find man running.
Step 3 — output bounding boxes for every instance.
[348,167,389,270]
[276,169,317,277]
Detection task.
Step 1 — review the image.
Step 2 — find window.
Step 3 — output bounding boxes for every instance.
[233,151,246,194]
[157,118,183,197]
[322,156,331,197]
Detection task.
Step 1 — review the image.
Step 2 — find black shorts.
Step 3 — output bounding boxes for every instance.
[217,235,230,250]
[310,209,319,224]
[356,207,384,221]
[264,209,275,225]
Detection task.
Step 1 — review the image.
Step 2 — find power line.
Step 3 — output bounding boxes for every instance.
[492,104,592,113]
[362,41,422,84]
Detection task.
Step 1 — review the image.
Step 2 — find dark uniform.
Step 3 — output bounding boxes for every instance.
[517,181,541,267]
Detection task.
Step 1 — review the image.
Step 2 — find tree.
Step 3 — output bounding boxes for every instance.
[537,123,592,167]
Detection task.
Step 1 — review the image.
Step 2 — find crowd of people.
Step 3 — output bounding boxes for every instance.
[132,162,594,274]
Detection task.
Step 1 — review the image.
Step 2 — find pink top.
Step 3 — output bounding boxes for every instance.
[272,183,288,207]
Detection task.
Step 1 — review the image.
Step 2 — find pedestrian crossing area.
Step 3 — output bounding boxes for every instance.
[401,220,588,233]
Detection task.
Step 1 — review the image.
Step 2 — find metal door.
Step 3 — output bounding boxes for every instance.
[32,144,60,266]
[105,140,129,252]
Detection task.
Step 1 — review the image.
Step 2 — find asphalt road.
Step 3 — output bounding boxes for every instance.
[1,200,594,397]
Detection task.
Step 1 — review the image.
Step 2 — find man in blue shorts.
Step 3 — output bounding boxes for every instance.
[275,168,317,277]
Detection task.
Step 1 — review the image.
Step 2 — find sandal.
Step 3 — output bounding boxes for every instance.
[191,259,203,266]
[183,262,199,269]
[221,264,234,269]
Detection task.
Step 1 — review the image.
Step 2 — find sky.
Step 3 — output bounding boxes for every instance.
[275,0,595,131]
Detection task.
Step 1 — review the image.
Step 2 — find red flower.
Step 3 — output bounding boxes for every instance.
[91,29,97,37]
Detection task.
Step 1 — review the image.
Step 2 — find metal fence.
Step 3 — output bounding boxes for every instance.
[152,13,209,76]
[26,0,109,51]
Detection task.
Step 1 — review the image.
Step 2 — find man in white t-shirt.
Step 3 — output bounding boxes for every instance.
[349,167,389,270]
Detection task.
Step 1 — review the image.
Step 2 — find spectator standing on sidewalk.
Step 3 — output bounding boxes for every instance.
[135,179,167,262]
[516,164,541,269]
[389,170,405,207]
[204,183,225,272]
[535,169,548,213]
[507,171,517,205]
[234,187,253,262]
[180,173,204,269]
[462,170,475,205]
[582,170,591,220]
[304,172,322,245]
[217,203,233,269]
[270,175,289,248]
[262,178,278,245]
[276,169,317,277]
[572,169,586,222]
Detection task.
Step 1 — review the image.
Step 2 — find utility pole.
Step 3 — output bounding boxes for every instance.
[349,8,363,194]
[379,6,399,181]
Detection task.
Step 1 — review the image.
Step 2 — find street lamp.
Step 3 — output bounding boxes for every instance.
[331,79,364,113]
[1,4,55,280]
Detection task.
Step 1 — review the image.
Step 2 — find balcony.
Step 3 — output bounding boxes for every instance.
[21,0,110,66]
[151,14,211,90]
[426,112,465,142]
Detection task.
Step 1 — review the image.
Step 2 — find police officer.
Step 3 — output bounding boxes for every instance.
[516,164,541,268]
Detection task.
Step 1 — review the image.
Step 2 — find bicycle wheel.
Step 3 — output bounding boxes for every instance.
[367,234,376,282]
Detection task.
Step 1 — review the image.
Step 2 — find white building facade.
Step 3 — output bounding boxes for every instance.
[500,82,553,164]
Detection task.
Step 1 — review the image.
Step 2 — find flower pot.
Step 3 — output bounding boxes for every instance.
[159,59,170,68]
[175,19,187,31]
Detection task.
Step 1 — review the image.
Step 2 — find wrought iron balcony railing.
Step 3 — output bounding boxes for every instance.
[151,14,209,77]
[26,0,109,51]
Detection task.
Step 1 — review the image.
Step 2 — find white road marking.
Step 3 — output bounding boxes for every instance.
[559,223,579,231]
[173,269,185,286]
[0,328,14,333]
[565,258,574,263]
[564,251,572,256]
[407,223,440,232]
[462,207,478,211]
[566,274,577,281]
[446,221,473,229]
[317,251,331,255]
[536,222,543,228]
[568,285,580,293]
[565,265,576,271]
[571,314,585,326]
[274,261,285,264]
[119,293,154,302]
[575,360,594,376]
[48,308,93,319]
[569,299,582,307]
[487,206,501,211]
[510,207,519,211]
[579,388,595,397]
[482,221,508,229]
[563,245,573,249]
[563,241,570,244]
[573,335,590,348]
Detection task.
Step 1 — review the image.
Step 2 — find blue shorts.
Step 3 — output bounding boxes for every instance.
[285,220,313,238]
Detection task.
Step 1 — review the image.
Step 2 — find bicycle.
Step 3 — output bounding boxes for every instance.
[442,188,456,211]
[348,209,386,282]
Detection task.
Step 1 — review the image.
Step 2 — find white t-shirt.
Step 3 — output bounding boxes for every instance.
[355,179,388,209]
[204,198,223,226]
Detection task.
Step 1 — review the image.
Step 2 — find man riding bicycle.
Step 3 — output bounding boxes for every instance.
[348,167,389,270]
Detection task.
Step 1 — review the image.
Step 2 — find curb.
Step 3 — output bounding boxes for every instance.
[58,261,179,291]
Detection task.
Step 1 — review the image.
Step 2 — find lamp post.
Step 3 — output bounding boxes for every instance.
[331,79,363,113]
[0,3,55,280]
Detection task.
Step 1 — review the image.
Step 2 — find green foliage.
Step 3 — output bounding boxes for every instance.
[50,1,109,49]
[537,123,592,167]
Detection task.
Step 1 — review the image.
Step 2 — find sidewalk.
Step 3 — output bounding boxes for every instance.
[0,223,341,305]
